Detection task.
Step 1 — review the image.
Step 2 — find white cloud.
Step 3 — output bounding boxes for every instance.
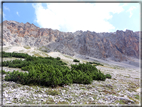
[0,9,6,20]
[4,6,10,11]
[32,3,125,32]
[126,6,136,18]
[123,28,127,31]
[16,11,20,16]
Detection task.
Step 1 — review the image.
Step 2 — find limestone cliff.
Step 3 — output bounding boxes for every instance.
[1,20,140,61]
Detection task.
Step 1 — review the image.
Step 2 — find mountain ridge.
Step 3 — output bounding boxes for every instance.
[1,20,140,62]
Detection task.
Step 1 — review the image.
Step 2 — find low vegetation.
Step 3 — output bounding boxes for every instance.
[73,59,80,62]
[24,46,31,49]
[105,74,112,79]
[88,61,103,66]
[2,51,111,87]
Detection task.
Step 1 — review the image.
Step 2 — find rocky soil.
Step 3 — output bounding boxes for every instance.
[1,47,141,106]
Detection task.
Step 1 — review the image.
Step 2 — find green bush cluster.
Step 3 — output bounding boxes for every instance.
[4,63,106,87]
[1,70,7,74]
[105,74,112,79]
[2,56,67,69]
[73,59,80,62]
[88,61,103,66]
[71,63,106,82]
[56,57,61,60]
[3,51,111,87]
[2,51,30,58]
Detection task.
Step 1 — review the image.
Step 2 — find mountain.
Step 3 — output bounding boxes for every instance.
[1,20,140,62]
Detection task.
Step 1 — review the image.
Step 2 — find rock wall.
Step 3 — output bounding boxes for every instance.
[1,20,140,61]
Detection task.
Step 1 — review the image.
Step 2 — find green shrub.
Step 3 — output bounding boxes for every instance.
[1,70,7,74]
[3,51,111,87]
[24,46,31,49]
[56,57,61,60]
[47,89,60,95]
[88,61,103,66]
[71,63,106,81]
[105,74,112,79]
[73,59,80,62]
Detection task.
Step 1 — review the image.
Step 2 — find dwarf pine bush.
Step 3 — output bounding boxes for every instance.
[3,51,111,87]
[105,74,112,79]
[73,59,80,62]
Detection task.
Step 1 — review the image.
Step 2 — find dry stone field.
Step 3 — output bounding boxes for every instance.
[0,46,141,106]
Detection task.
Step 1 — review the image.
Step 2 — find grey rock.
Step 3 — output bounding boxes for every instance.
[118,97,134,103]
[2,20,140,63]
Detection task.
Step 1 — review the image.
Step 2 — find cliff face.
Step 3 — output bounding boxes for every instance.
[1,20,140,61]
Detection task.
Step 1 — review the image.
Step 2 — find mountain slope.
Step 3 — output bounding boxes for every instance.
[1,20,140,62]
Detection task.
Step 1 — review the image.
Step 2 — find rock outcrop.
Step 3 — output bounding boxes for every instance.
[1,20,140,61]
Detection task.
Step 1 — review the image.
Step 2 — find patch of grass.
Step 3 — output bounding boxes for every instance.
[32,50,48,57]
[127,82,137,92]
[46,97,55,104]
[20,100,34,104]
[72,93,79,98]
[19,50,24,53]
[101,89,116,95]
[30,85,38,90]
[34,88,43,94]
[134,94,140,100]
[128,96,139,104]
[57,101,69,104]
[86,86,93,90]
[61,87,69,91]
[12,98,18,103]
[24,86,32,90]
[89,101,95,104]
[38,46,49,52]
[66,98,72,103]
[115,100,125,104]
[106,84,113,89]
[124,74,130,78]
[7,91,12,94]
[3,83,7,88]
[93,96,97,100]
[17,84,22,87]
[134,78,139,79]
[24,46,31,49]
[3,47,11,51]
[63,54,73,59]
[34,53,42,57]
[46,89,60,95]
[101,84,113,90]
[12,84,19,89]
[81,87,87,90]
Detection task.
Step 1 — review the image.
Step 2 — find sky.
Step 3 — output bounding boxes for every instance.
[1,1,141,33]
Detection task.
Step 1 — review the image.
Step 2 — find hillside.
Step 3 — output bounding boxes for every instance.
[0,20,141,106]
[1,20,140,63]
[1,46,140,105]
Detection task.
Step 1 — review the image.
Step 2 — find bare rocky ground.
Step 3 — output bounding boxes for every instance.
[0,46,141,106]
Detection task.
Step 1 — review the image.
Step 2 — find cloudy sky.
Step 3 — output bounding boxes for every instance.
[2,2,140,33]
